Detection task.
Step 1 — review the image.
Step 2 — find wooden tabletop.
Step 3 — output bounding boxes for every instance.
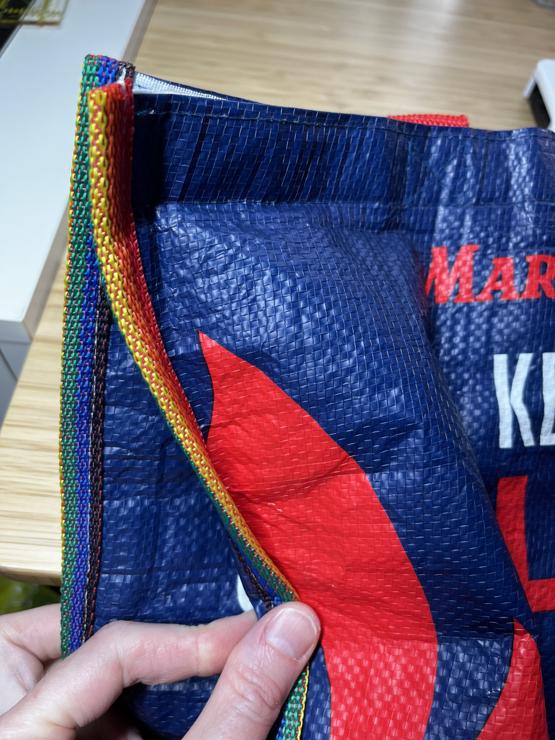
[1,0,554,585]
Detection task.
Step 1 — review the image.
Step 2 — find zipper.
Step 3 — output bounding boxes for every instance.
[132,71,224,100]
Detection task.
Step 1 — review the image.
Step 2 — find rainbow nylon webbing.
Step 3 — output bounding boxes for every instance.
[60,55,120,656]
[61,58,308,738]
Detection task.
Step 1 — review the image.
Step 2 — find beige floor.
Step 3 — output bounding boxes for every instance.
[1,0,554,584]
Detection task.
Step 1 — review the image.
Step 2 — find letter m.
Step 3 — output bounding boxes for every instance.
[425,244,479,304]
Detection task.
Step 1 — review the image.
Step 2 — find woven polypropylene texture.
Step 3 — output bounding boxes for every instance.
[61,60,555,739]
[86,79,309,739]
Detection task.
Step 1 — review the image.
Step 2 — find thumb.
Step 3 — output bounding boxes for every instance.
[186,603,320,740]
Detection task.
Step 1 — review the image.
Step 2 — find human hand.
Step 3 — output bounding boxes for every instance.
[0,601,320,739]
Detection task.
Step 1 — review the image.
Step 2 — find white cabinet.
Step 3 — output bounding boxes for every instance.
[0,0,153,424]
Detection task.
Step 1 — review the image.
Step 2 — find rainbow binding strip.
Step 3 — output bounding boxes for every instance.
[60,54,121,656]
[60,56,308,739]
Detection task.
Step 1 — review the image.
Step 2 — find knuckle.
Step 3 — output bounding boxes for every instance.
[189,627,209,675]
[93,620,134,679]
[0,617,13,648]
[96,619,127,641]
[229,655,285,723]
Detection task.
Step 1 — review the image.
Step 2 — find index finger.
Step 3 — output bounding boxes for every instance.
[0,611,255,738]
[0,603,61,663]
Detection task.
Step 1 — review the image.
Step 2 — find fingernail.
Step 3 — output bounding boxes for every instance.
[265,606,320,660]
[125,731,143,740]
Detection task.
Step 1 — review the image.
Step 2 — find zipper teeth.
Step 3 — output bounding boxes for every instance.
[133,72,224,100]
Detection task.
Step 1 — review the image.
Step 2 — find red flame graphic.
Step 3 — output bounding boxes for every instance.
[200,332,437,737]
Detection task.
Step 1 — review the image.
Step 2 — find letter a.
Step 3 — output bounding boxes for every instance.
[476,257,520,302]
